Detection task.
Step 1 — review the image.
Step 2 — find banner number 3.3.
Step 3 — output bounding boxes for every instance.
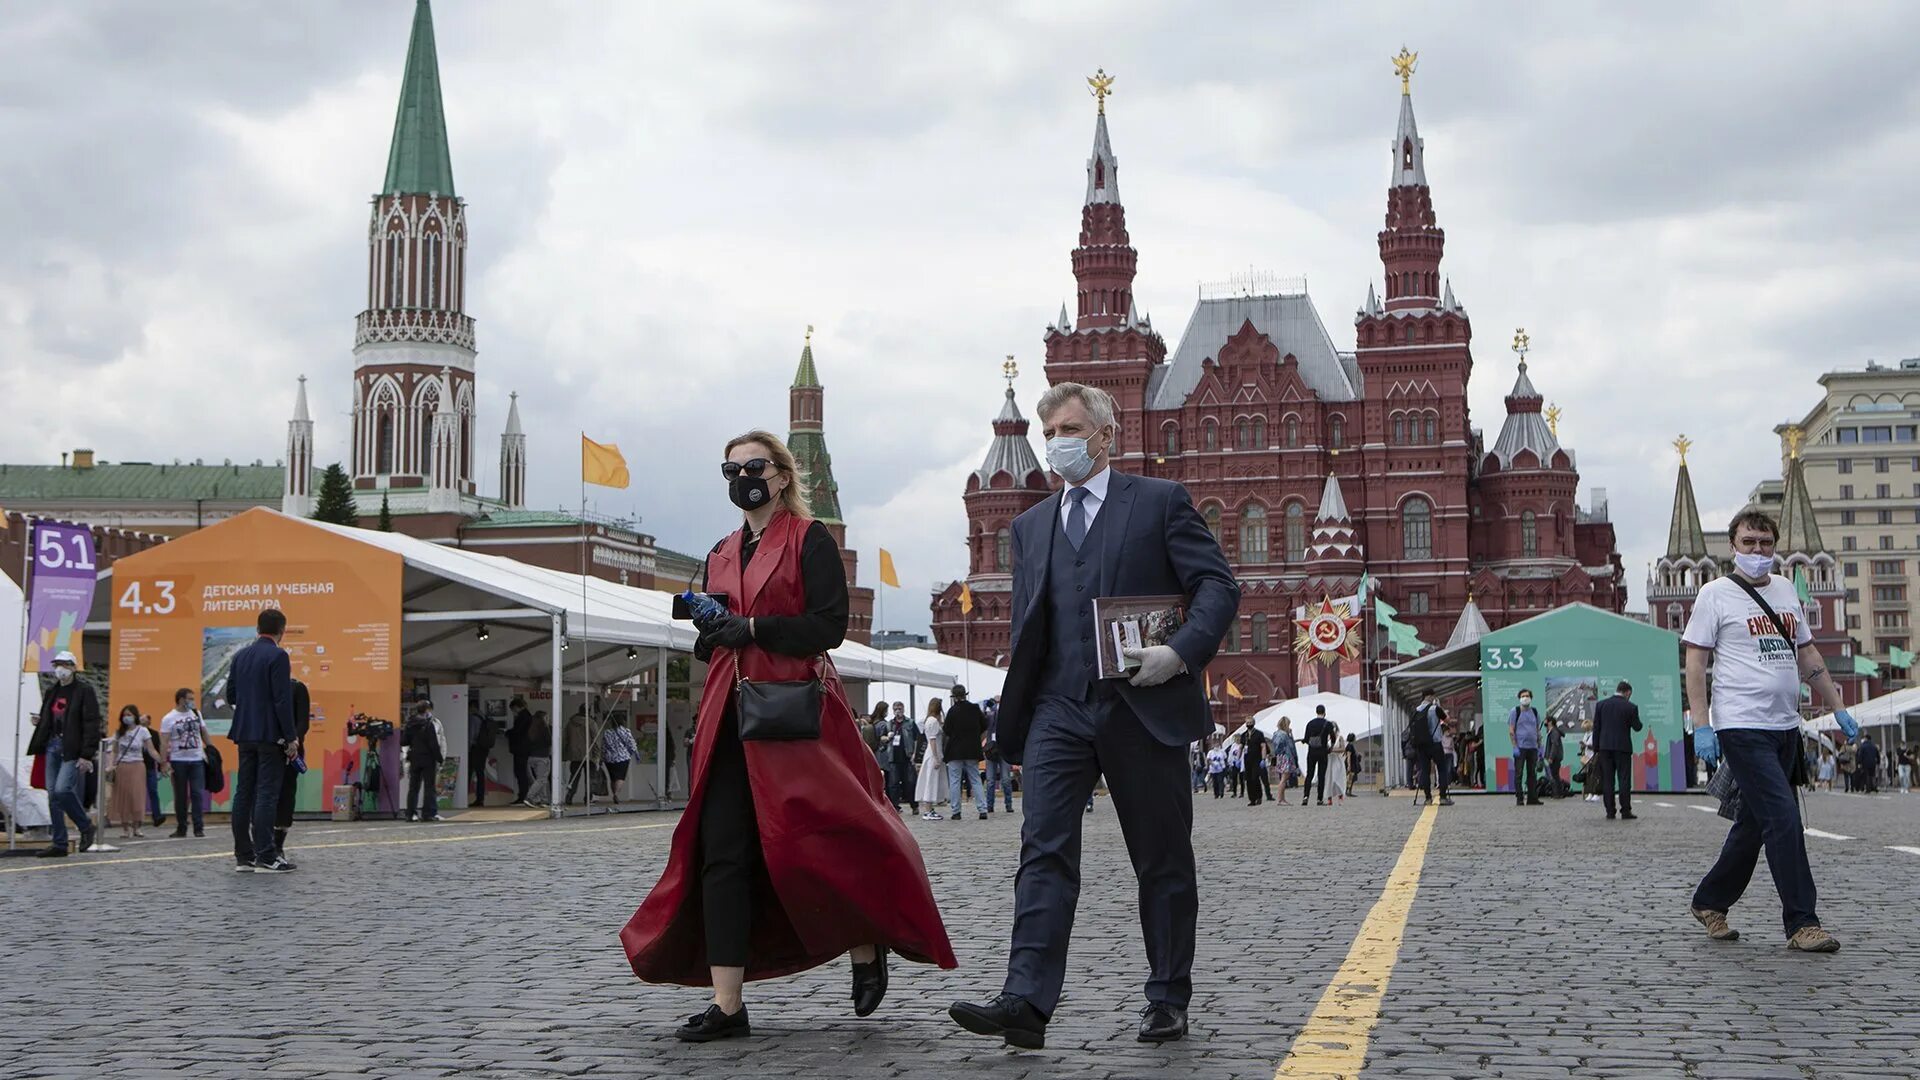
[1482,644,1534,671]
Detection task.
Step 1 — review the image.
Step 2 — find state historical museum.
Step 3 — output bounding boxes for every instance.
[931,58,1626,702]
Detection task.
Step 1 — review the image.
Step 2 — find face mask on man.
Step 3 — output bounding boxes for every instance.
[1045,430,1105,485]
[1519,696,1532,707]
[1733,551,1774,579]
[53,666,74,685]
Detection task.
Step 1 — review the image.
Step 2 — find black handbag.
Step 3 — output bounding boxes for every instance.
[733,653,822,742]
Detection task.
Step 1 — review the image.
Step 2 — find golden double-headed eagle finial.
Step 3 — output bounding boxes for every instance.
[1674,435,1693,465]
[1511,327,1530,366]
[1784,426,1804,460]
[1393,47,1418,94]
[1545,403,1561,438]
[1003,355,1019,386]
[1087,68,1116,114]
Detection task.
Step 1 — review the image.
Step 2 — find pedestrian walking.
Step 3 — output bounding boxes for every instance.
[228,610,297,874]
[1508,689,1544,806]
[622,430,954,1041]
[982,698,1016,813]
[1206,740,1227,799]
[25,650,101,857]
[1242,722,1268,806]
[1685,509,1853,952]
[1855,735,1881,795]
[1407,690,1452,806]
[1301,706,1333,806]
[1325,724,1347,802]
[139,713,167,830]
[273,678,312,855]
[1343,733,1361,796]
[1836,740,1856,793]
[402,696,446,822]
[1593,682,1643,820]
[1225,737,1243,799]
[876,705,919,811]
[1898,744,1913,794]
[1816,748,1835,792]
[1272,718,1298,804]
[108,705,161,838]
[943,686,989,820]
[507,696,538,805]
[602,714,639,802]
[915,699,948,820]
[160,688,209,838]
[470,705,498,807]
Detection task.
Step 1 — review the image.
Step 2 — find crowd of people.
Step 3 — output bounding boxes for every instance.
[857,687,1015,820]
[1196,705,1362,807]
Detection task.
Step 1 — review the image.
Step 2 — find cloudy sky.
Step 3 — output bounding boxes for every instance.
[4,1,1917,633]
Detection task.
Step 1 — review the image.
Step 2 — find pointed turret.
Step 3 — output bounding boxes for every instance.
[499,391,526,509]
[1070,69,1138,331]
[1306,474,1365,584]
[1377,48,1446,313]
[384,0,456,196]
[975,385,1047,489]
[1778,434,1824,556]
[1392,75,1427,189]
[1487,331,1563,469]
[282,375,315,516]
[1441,278,1459,313]
[1057,302,1072,333]
[1665,437,1707,560]
[785,328,843,527]
[1444,593,1490,650]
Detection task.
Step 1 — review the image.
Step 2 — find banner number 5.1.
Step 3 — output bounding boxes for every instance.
[118,580,179,617]
[37,529,96,572]
[1482,644,1533,671]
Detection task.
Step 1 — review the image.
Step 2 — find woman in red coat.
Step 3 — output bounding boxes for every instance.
[621,430,955,1041]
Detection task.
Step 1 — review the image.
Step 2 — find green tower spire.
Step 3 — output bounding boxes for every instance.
[383,0,456,196]
[1778,432,1824,556]
[786,327,841,525]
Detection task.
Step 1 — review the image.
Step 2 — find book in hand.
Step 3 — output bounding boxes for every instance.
[1093,595,1187,680]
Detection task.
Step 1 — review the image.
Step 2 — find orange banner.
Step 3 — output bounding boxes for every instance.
[107,509,403,812]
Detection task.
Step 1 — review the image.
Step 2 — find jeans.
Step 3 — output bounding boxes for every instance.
[948,760,987,815]
[44,738,93,850]
[231,742,286,865]
[170,760,207,833]
[1514,748,1539,803]
[407,760,442,819]
[145,759,163,823]
[1693,727,1819,936]
[984,758,1015,810]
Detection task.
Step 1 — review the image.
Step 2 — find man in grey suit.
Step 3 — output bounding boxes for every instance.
[950,383,1238,1048]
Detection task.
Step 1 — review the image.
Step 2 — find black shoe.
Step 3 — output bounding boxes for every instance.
[194,830,205,838]
[77,827,95,853]
[978,812,987,820]
[950,993,1047,1049]
[675,1003,750,1042]
[169,829,188,838]
[1138,1002,1188,1043]
[154,813,167,828]
[949,812,961,820]
[1438,797,1455,806]
[254,857,297,874]
[1620,811,1638,820]
[1527,799,1544,806]
[405,812,417,822]
[34,847,69,858]
[1516,800,1526,807]
[1605,812,1616,820]
[852,947,888,1017]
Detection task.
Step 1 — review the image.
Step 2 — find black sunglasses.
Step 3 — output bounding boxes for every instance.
[720,458,773,481]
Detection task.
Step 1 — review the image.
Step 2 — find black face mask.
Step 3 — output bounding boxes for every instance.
[729,474,773,512]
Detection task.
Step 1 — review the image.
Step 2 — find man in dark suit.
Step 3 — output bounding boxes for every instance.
[1592,680,1643,820]
[1301,705,1334,806]
[950,383,1238,1048]
[942,685,989,820]
[228,608,297,873]
[272,678,313,855]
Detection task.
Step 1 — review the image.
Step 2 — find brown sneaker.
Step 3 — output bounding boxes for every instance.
[1787,925,1840,953]
[1690,907,1739,941]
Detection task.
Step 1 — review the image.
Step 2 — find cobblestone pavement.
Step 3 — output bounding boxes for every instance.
[3,787,1916,1079]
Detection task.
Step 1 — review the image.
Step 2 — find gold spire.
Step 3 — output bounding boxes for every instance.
[1510,327,1530,368]
[1087,68,1116,115]
[1673,434,1692,465]
[1545,403,1561,438]
[1785,425,1803,460]
[1393,46,1418,95]
[1003,355,1019,387]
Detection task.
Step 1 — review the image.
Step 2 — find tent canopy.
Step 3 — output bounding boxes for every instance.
[1806,684,1920,733]
[1248,692,1383,741]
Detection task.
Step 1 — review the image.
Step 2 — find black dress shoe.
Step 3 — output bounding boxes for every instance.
[675,1003,750,1042]
[950,993,1047,1049]
[77,828,96,853]
[34,847,69,858]
[978,812,987,820]
[851,947,888,1017]
[1620,811,1638,820]
[1138,1002,1188,1042]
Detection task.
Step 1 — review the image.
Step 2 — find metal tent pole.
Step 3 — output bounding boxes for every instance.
[549,613,564,816]
[655,646,668,808]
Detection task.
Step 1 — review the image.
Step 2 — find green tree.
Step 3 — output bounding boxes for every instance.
[310,463,359,526]
[377,492,394,532]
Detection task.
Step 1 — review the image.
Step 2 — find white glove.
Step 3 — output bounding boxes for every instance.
[1124,645,1185,688]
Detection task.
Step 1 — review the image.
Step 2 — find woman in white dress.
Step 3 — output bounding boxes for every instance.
[914,699,947,820]
[1324,722,1347,803]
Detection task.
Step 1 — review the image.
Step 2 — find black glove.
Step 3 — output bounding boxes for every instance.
[705,614,755,650]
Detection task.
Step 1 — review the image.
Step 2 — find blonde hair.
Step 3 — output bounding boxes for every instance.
[926,698,944,720]
[724,430,811,520]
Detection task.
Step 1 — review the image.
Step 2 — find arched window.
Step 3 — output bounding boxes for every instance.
[1236,416,1251,448]
[1284,416,1298,448]
[1424,412,1437,444]
[995,527,1012,571]
[1402,138,1414,171]
[422,231,440,309]
[417,382,440,475]
[1330,415,1345,448]
[1404,324,1415,345]
[1240,504,1269,564]
[1254,416,1268,447]
[1203,504,1222,540]
[1251,613,1269,652]
[1666,603,1683,630]
[1402,497,1432,560]
[1521,510,1538,558]
[1285,502,1306,561]
[1203,418,1217,451]
[386,228,406,307]
[376,408,395,475]
[1393,414,1406,444]
[1164,424,1180,455]
[1225,619,1240,653]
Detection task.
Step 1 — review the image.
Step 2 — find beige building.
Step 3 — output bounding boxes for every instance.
[1770,358,1920,686]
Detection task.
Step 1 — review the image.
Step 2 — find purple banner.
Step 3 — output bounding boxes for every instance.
[24,522,97,672]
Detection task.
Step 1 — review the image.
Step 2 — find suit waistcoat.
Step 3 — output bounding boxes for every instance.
[1039,506,1110,700]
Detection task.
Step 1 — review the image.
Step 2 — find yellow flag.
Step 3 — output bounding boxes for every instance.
[959,582,974,614]
[1226,678,1246,700]
[581,435,629,489]
[878,548,900,588]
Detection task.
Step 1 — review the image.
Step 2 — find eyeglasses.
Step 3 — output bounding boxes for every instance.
[720,458,773,481]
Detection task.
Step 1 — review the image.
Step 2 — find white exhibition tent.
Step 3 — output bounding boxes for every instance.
[863,647,1009,714]
[1806,684,1920,735]
[2,569,50,830]
[1247,692,1384,742]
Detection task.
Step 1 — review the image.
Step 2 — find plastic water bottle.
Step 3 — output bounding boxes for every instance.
[681,590,728,624]
[1835,708,1859,739]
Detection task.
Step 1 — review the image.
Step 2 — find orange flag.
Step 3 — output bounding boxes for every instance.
[581,435,629,489]
[959,582,974,614]
[1225,678,1247,700]
[878,548,900,588]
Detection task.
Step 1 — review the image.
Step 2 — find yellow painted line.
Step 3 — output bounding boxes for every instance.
[0,820,674,874]
[1274,802,1440,1080]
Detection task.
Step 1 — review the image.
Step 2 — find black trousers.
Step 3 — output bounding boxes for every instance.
[1303,747,1329,802]
[700,707,760,968]
[471,749,491,805]
[1596,748,1634,815]
[1514,748,1539,804]
[512,751,533,802]
[407,760,442,819]
[1226,768,1240,797]
[231,742,285,866]
[1410,745,1446,800]
[1210,773,1225,798]
[1245,764,1263,805]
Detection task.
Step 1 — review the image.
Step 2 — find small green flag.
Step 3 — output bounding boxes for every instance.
[1375,595,1399,625]
[1853,654,1881,677]
[1891,646,1917,669]
[1792,565,1811,605]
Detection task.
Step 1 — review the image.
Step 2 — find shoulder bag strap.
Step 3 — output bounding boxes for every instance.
[1728,575,1792,641]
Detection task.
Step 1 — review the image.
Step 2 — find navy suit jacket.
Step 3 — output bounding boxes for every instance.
[1591,694,1642,754]
[228,636,294,745]
[996,470,1239,765]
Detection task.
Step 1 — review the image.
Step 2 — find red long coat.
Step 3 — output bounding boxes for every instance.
[621,511,956,985]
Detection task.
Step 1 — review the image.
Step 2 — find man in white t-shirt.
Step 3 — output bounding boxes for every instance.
[1682,510,1855,953]
[159,687,209,838]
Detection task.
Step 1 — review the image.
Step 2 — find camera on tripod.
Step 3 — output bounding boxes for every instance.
[347,715,394,741]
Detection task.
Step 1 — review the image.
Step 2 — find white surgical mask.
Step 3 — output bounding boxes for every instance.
[1733,552,1774,579]
[1045,434,1098,484]
[53,666,74,685]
